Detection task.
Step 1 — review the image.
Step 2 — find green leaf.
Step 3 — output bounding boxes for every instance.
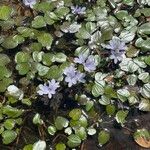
[99,95,110,105]
[92,82,104,97]
[106,104,116,116]
[115,110,128,126]
[48,126,56,135]
[54,53,67,63]
[2,130,17,144]
[139,99,150,111]
[0,66,11,79]
[45,65,62,79]
[138,23,150,35]
[117,89,130,102]
[56,143,66,150]
[15,52,30,63]
[69,109,82,121]
[0,78,13,92]
[32,16,46,28]
[67,134,81,148]
[75,127,87,140]
[1,36,18,49]
[36,63,49,76]
[32,51,44,62]
[37,33,53,49]
[138,72,149,83]
[55,7,70,18]
[0,54,10,66]
[141,83,150,98]
[55,116,69,130]
[23,144,33,150]
[16,63,30,75]
[127,74,137,86]
[3,105,23,118]
[0,6,12,20]
[42,53,54,66]
[4,119,15,130]
[98,130,110,146]
[33,113,43,125]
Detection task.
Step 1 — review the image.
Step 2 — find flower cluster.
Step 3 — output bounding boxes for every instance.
[102,36,127,64]
[74,54,96,72]
[37,79,60,99]
[23,0,37,8]
[71,6,86,15]
[64,65,85,87]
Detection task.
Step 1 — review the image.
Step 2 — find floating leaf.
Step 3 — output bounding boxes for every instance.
[32,16,46,28]
[98,130,110,146]
[55,116,69,130]
[92,82,104,97]
[2,130,17,144]
[56,143,66,150]
[48,126,56,135]
[67,134,81,148]
[37,33,53,49]
[33,113,43,125]
[115,110,128,126]
[0,6,12,20]
[69,109,82,121]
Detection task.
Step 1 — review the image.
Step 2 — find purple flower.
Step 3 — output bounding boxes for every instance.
[71,6,86,15]
[23,0,37,8]
[74,54,96,72]
[37,79,60,99]
[102,36,127,64]
[64,65,85,87]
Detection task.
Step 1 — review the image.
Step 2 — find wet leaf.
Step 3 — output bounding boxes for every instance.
[55,116,69,130]
[48,126,56,135]
[37,33,53,49]
[67,134,81,148]
[33,113,43,125]
[32,16,46,28]
[0,6,12,20]
[98,130,110,146]
[2,130,17,144]
[115,110,129,126]
[69,109,82,121]
[56,143,66,150]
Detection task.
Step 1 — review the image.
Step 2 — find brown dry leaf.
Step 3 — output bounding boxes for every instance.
[135,137,150,148]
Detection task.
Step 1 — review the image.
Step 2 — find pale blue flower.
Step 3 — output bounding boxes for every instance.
[37,79,60,99]
[84,55,96,72]
[74,54,96,72]
[23,0,37,8]
[102,36,127,64]
[74,54,87,64]
[64,65,85,87]
[71,6,86,15]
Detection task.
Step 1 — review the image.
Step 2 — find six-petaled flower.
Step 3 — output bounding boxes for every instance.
[37,79,60,99]
[102,36,127,64]
[74,54,96,72]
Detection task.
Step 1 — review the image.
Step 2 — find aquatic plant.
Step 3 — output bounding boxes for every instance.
[0,0,150,149]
